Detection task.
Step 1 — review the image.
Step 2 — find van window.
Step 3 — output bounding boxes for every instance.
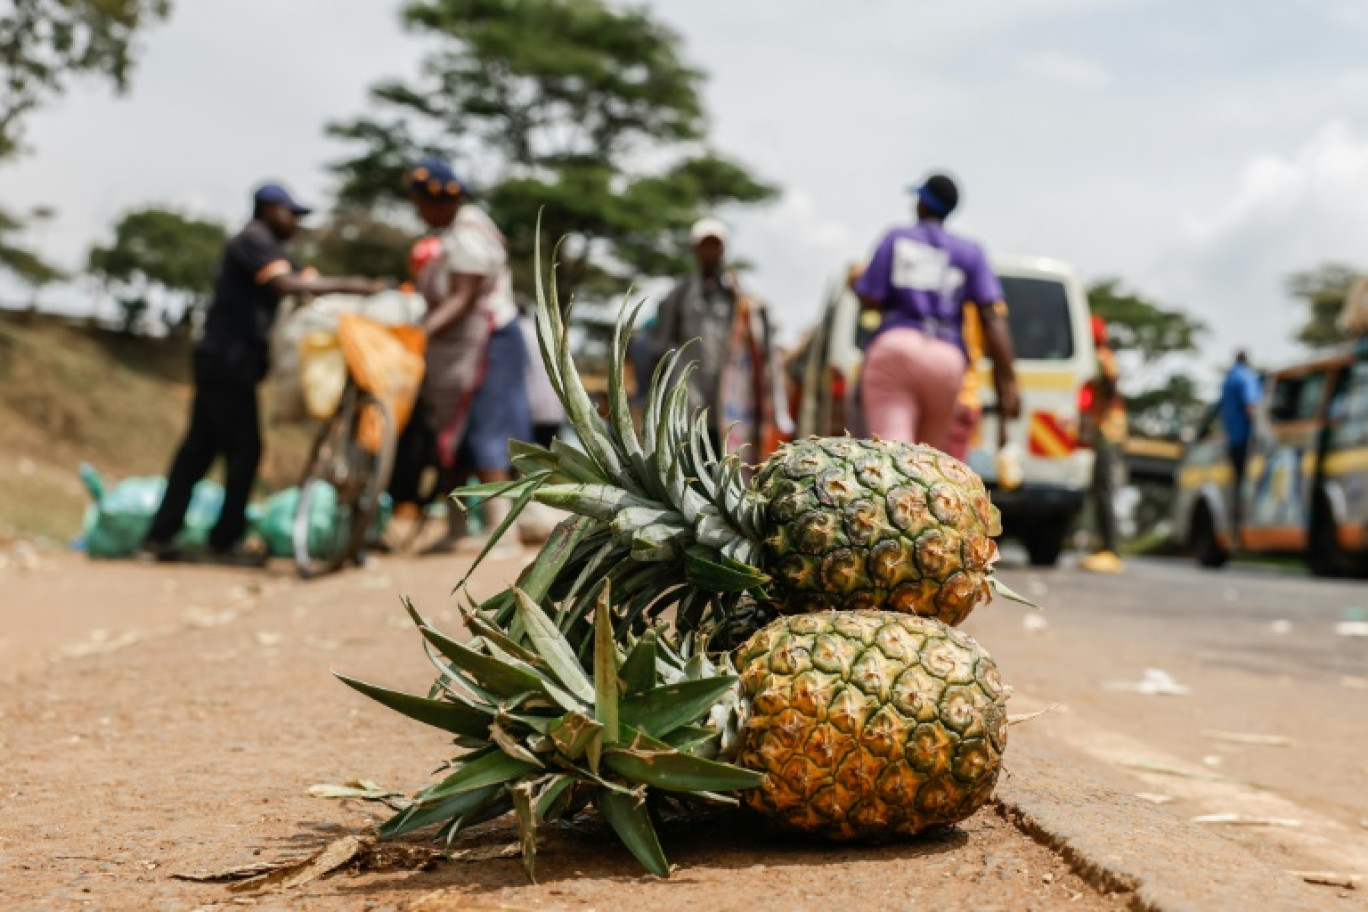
[1269,371,1328,423]
[1000,277,1074,361]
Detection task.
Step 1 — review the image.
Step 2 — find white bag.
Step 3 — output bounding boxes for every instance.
[267,290,425,424]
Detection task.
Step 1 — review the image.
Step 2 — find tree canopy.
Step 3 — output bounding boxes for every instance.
[296,210,414,284]
[0,206,64,287]
[88,207,226,331]
[328,0,778,300]
[1286,262,1359,350]
[1087,278,1207,438]
[0,0,172,161]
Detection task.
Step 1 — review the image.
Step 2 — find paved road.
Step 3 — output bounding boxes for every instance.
[1006,555,1368,683]
[972,555,1368,887]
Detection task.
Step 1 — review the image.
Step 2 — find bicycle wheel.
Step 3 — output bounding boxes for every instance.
[293,384,397,578]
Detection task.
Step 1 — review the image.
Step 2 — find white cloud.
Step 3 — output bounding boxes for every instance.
[1016,52,1113,90]
[1153,121,1368,367]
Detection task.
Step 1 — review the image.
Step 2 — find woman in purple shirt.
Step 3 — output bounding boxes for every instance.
[854,174,1020,453]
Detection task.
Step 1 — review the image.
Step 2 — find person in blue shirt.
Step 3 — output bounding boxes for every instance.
[1219,350,1262,532]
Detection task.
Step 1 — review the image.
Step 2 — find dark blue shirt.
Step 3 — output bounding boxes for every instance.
[1219,363,1261,445]
[196,221,292,384]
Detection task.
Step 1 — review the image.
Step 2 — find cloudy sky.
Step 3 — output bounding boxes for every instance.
[5,0,1368,379]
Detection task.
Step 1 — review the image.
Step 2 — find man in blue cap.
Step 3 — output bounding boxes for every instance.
[142,182,387,564]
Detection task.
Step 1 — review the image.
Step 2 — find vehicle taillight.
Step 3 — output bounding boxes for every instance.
[1076,381,1095,449]
[1078,381,1095,415]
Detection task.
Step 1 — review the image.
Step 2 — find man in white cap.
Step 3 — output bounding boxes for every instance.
[650,218,744,451]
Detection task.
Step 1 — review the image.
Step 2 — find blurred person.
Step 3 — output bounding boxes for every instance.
[408,158,531,553]
[854,174,1019,452]
[651,218,782,457]
[141,183,387,564]
[519,306,565,447]
[1219,350,1262,538]
[1079,316,1127,574]
[650,218,740,453]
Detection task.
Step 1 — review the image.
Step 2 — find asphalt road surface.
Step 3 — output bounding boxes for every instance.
[972,554,1368,887]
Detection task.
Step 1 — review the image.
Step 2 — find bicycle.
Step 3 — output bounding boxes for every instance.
[293,312,424,578]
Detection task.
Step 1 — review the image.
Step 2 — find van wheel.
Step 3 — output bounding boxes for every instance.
[1308,494,1355,578]
[1192,503,1228,569]
[1022,524,1066,568]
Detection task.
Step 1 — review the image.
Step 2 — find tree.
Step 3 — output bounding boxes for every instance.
[0,206,64,287]
[328,0,777,301]
[0,0,172,160]
[1087,278,1208,438]
[1287,263,1360,350]
[296,210,414,283]
[88,207,226,332]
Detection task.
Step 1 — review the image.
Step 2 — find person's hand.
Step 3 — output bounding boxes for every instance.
[997,375,1022,422]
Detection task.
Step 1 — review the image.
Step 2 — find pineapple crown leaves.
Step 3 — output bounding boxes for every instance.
[336,583,762,881]
[450,221,769,643]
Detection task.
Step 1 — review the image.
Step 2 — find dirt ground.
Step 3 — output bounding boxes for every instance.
[0,550,1131,912]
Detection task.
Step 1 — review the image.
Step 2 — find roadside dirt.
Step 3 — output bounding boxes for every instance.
[0,552,1129,912]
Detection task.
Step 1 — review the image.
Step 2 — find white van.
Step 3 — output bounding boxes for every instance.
[790,255,1097,565]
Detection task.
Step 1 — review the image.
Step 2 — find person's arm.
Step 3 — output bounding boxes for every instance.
[979,301,1021,422]
[267,272,387,297]
[422,272,485,337]
[965,250,1020,423]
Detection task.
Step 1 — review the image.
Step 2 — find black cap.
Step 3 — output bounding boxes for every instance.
[911,173,960,217]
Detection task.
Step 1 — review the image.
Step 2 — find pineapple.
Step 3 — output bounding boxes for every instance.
[734,611,1007,840]
[342,592,1007,877]
[467,237,1022,647]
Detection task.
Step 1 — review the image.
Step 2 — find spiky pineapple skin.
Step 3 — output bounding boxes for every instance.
[756,438,1001,625]
[734,611,1007,840]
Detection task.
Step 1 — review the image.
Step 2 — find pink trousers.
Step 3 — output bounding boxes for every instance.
[861,328,967,451]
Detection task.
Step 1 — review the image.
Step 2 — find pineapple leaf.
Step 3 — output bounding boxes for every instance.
[549,437,610,484]
[536,483,662,521]
[548,711,602,760]
[513,588,595,703]
[449,473,539,506]
[422,750,543,802]
[510,781,539,883]
[661,724,721,752]
[335,673,491,738]
[617,628,658,696]
[603,740,764,793]
[593,583,619,746]
[535,774,577,819]
[619,676,738,739]
[992,576,1042,610]
[689,411,718,497]
[417,625,581,711]
[607,296,649,463]
[378,783,502,839]
[683,545,770,592]
[456,470,551,591]
[491,719,545,768]
[462,609,542,667]
[511,515,596,608]
[596,786,670,878]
